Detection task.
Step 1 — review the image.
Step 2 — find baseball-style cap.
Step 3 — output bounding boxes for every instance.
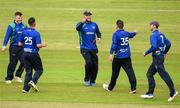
[150,21,159,28]
[83,10,92,16]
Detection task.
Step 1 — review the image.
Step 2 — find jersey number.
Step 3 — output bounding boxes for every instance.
[24,37,32,45]
[160,35,164,44]
[121,37,129,46]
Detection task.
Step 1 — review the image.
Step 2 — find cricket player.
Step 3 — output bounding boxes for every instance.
[19,17,46,93]
[76,11,101,86]
[141,21,178,102]
[2,11,26,84]
[103,20,137,93]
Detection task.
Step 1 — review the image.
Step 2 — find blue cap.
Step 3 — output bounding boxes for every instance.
[150,21,159,28]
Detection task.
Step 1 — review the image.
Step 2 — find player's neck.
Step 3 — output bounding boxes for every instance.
[29,26,35,29]
[14,20,21,24]
[153,28,158,32]
[116,28,124,30]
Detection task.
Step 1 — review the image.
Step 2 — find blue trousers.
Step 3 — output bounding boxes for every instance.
[108,57,137,91]
[81,49,98,83]
[146,56,175,97]
[23,53,43,91]
[5,45,24,80]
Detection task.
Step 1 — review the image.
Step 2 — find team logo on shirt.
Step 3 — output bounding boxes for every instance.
[17,31,22,34]
[92,26,95,29]
[86,32,94,35]
[24,48,32,53]
[118,49,128,53]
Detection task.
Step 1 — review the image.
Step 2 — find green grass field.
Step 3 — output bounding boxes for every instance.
[0,0,180,108]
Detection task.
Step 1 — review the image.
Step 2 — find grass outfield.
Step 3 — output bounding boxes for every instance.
[0,0,180,107]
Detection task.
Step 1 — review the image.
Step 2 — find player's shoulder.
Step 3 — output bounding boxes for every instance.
[122,30,130,34]
[150,32,157,37]
[158,31,165,36]
[9,22,26,29]
[113,31,117,35]
[113,30,120,37]
[25,28,39,34]
[153,31,166,38]
[34,29,41,36]
[77,21,83,25]
[22,22,27,27]
[9,22,15,29]
[91,21,98,25]
[116,29,127,34]
[22,28,30,35]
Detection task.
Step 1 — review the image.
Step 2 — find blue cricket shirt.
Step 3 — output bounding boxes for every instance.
[3,21,26,46]
[76,21,101,50]
[19,28,41,53]
[110,29,136,59]
[145,30,171,57]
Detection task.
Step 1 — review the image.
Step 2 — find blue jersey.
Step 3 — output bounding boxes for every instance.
[110,29,136,59]
[76,21,101,50]
[3,21,26,46]
[145,30,171,57]
[19,28,41,54]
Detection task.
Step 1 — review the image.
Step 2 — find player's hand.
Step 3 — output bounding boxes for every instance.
[1,46,6,52]
[18,42,23,46]
[143,52,146,57]
[37,43,47,48]
[97,38,101,44]
[155,50,160,55]
[134,29,138,34]
[82,18,86,22]
[41,43,47,47]
[109,55,113,61]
